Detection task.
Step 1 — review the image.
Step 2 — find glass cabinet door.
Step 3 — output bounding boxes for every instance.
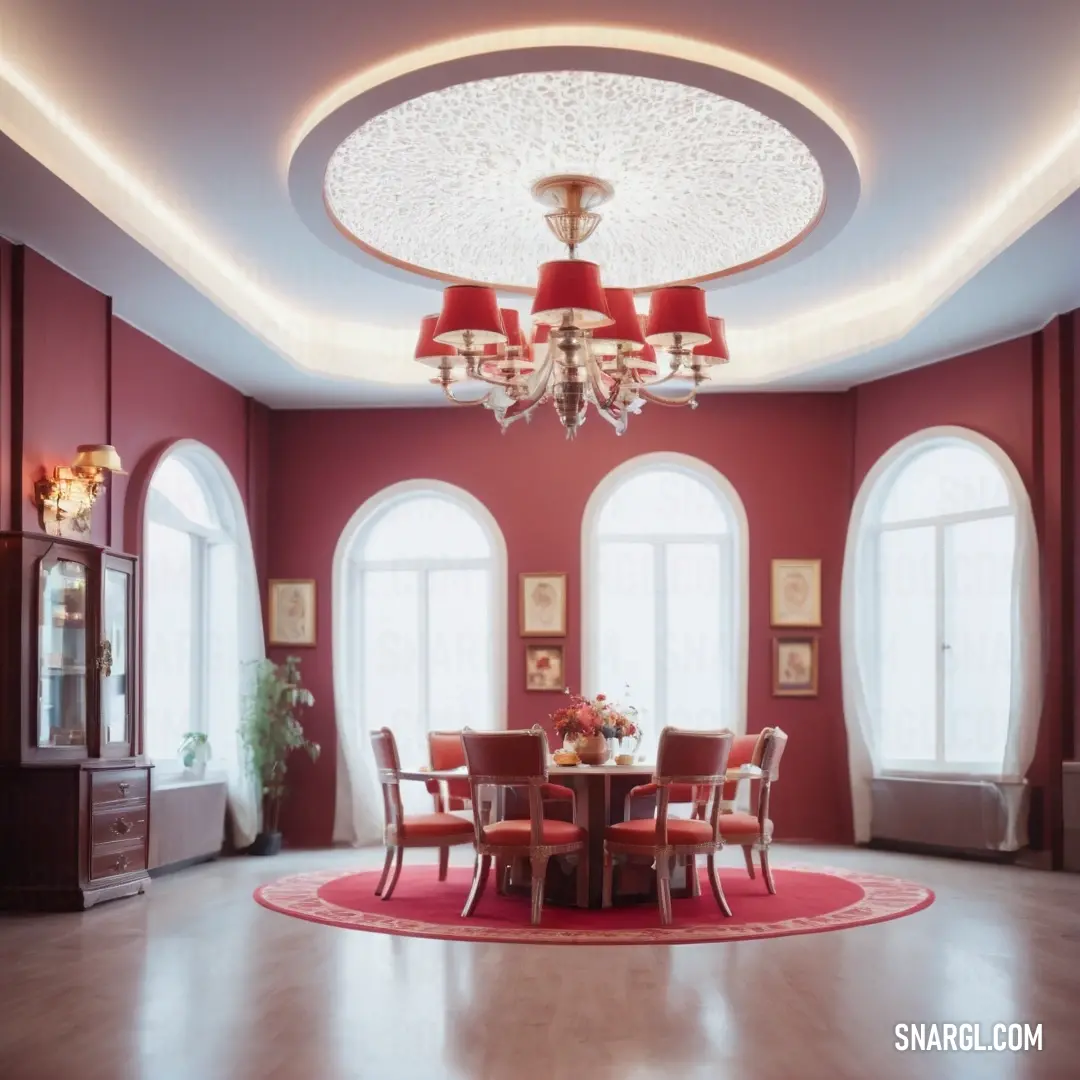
[101,565,132,749]
[38,559,89,748]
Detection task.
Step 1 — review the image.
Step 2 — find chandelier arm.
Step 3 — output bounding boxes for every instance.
[439,382,494,407]
[584,354,623,412]
[466,366,521,389]
[632,385,700,408]
[629,364,685,390]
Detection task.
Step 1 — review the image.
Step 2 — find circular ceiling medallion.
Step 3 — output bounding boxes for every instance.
[322,71,827,291]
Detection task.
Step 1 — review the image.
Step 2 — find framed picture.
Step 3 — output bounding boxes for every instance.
[525,644,564,692]
[519,572,567,637]
[773,635,819,697]
[268,579,317,647]
[770,559,822,627]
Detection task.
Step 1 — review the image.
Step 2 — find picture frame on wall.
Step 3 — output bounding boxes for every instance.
[772,635,819,697]
[519,572,567,637]
[268,579,317,647]
[770,558,822,627]
[525,644,564,692]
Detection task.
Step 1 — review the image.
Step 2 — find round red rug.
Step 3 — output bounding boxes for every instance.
[254,864,933,945]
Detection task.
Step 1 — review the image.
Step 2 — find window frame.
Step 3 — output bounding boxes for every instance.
[581,452,750,739]
[332,480,509,780]
[142,444,251,776]
[850,430,1026,778]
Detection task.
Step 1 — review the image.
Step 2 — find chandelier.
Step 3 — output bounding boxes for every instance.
[413,175,730,437]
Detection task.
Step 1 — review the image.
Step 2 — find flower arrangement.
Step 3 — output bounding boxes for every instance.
[552,690,640,742]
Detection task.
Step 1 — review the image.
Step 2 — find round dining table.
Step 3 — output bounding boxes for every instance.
[397,761,761,908]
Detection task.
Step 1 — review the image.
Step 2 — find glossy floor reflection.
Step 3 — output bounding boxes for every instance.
[1,845,1079,1079]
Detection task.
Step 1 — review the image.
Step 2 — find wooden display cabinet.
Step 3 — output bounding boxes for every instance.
[0,531,151,910]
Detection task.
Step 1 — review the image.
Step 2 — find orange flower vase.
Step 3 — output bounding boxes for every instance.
[575,733,610,766]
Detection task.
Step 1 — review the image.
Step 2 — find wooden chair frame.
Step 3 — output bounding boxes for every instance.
[722,727,788,894]
[460,729,587,926]
[604,728,735,925]
[371,728,475,900]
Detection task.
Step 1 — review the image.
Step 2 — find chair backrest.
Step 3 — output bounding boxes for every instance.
[427,730,471,810]
[721,731,767,802]
[654,727,734,843]
[755,727,788,826]
[460,729,550,846]
[759,727,788,780]
[370,727,404,832]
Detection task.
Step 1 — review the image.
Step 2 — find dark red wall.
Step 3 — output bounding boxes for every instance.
[4,239,1075,861]
[0,244,270,740]
[267,396,858,846]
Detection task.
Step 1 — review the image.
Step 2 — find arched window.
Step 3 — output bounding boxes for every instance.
[142,442,263,844]
[583,454,749,755]
[842,428,1041,840]
[333,482,506,836]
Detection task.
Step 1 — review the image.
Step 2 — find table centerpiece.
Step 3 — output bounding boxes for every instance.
[551,691,641,766]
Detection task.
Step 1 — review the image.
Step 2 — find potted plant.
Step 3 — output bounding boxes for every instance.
[178,731,211,779]
[240,656,320,855]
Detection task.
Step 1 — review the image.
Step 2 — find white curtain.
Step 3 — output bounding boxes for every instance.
[332,483,506,846]
[841,429,1042,844]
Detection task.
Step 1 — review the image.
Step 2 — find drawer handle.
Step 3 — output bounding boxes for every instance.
[110,817,132,836]
[117,782,130,796]
[112,854,129,872]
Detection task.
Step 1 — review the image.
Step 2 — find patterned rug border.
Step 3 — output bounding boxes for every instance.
[254,865,935,946]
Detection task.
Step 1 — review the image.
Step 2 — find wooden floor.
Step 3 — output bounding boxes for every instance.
[1,844,1078,1080]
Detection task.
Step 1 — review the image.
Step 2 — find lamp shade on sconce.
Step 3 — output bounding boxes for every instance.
[531,260,612,329]
[433,285,507,346]
[645,286,712,347]
[591,288,647,355]
[692,316,730,364]
[72,444,126,474]
[414,314,459,367]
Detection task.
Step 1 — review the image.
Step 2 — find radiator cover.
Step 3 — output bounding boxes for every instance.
[871,776,1028,852]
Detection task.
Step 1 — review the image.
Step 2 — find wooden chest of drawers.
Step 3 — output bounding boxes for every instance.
[0,762,153,910]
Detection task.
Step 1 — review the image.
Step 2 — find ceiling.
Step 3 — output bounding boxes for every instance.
[0,0,1078,408]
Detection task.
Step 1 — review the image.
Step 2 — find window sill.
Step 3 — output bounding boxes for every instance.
[152,767,229,792]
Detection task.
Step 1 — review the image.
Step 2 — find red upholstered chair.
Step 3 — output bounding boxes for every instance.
[370,727,476,899]
[604,727,734,925]
[426,731,473,812]
[460,728,588,925]
[719,727,788,893]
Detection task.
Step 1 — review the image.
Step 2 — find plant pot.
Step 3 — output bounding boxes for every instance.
[248,831,283,856]
[576,733,610,766]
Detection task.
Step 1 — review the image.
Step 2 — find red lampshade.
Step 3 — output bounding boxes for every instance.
[483,308,522,357]
[532,323,551,346]
[590,288,646,356]
[434,285,506,347]
[531,260,612,329]
[692,316,730,365]
[414,314,459,367]
[645,286,712,347]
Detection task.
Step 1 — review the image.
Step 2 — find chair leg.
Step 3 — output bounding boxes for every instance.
[462,854,492,917]
[529,854,550,926]
[743,844,756,880]
[706,854,732,917]
[760,846,776,895]
[656,855,674,925]
[438,846,449,882]
[602,848,614,909]
[495,859,506,895]
[381,845,405,901]
[374,846,394,896]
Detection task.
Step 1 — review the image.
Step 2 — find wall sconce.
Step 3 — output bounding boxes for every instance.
[35,444,126,539]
